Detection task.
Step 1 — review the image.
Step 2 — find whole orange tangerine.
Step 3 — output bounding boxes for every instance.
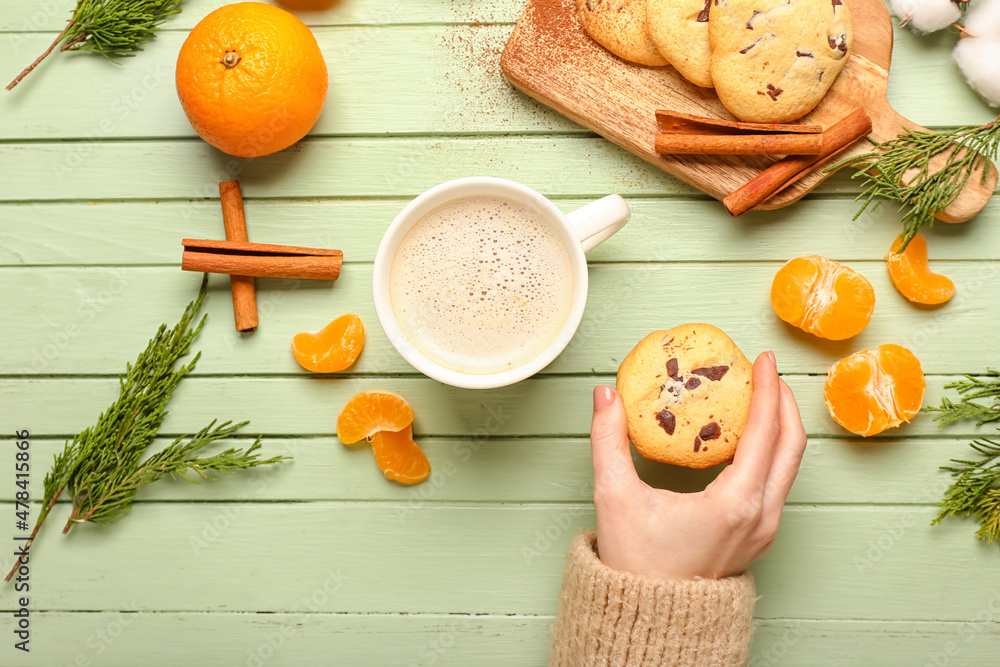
[824,344,925,437]
[886,234,955,305]
[175,2,328,157]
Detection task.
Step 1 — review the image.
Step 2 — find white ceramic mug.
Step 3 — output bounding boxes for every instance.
[372,177,630,389]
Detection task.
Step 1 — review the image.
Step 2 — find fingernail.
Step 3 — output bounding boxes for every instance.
[593,385,615,411]
[767,350,776,368]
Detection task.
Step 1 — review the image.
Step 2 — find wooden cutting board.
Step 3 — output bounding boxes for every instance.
[500,0,996,220]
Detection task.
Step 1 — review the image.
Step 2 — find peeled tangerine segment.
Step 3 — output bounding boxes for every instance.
[886,234,956,305]
[337,390,414,445]
[824,344,925,437]
[771,255,875,340]
[291,313,365,373]
[371,426,430,485]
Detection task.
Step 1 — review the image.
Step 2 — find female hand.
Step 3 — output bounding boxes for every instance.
[590,351,806,580]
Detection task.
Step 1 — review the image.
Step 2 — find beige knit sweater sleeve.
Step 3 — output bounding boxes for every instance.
[549,531,756,667]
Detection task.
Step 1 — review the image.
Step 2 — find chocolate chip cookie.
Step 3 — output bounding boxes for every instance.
[616,324,753,468]
[647,0,715,87]
[578,0,668,67]
[709,0,852,122]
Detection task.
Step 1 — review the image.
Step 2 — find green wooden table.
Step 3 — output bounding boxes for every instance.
[2,1,999,664]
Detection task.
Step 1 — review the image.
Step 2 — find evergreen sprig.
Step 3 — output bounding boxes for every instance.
[5,277,289,583]
[933,438,1000,545]
[69,420,285,528]
[925,370,1000,425]
[926,372,1000,546]
[6,0,184,91]
[831,114,1000,251]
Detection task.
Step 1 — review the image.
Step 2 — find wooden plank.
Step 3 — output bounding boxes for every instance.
[0,24,995,141]
[0,136,700,201]
[0,613,997,667]
[0,0,524,32]
[0,263,997,376]
[3,196,997,267]
[0,26,577,141]
[0,613,552,667]
[0,502,996,620]
[2,137,997,203]
[750,619,1000,666]
[1,375,992,438]
[0,435,984,505]
[754,507,1000,621]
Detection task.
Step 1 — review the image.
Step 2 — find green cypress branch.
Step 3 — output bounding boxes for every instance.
[830,114,1000,252]
[70,420,289,528]
[926,373,1000,545]
[925,371,1000,425]
[5,276,290,583]
[6,0,183,91]
[933,438,1000,545]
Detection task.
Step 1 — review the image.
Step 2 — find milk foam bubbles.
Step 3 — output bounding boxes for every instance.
[389,195,574,375]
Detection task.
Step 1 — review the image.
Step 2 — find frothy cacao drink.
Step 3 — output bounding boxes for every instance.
[389,195,574,375]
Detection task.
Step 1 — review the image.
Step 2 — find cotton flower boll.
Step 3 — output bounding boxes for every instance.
[890,0,961,33]
[953,0,1000,106]
[954,38,1000,106]
[963,0,1000,37]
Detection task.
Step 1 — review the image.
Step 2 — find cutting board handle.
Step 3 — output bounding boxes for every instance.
[874,109,997,224]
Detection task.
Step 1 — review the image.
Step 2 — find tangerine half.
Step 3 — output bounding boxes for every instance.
[175,2,328,157]
[371,426,430,484]
[291,314,365,373]
[824,344,925,437]
[886,234,956,305]
[337,390,414,444]
[771,255,875,340]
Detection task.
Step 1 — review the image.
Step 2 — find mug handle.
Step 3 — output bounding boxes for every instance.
[566,195,631,253]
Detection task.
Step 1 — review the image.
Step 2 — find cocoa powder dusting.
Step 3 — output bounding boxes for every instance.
[437,0,588,131]
[438,25,506,123]
[493,0,689,193]
[446,0,511,24]
[511,0,625,81]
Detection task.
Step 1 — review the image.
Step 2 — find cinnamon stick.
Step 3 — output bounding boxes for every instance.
[655,132,824,155]
[723,108,873,217]
[219,181,258,333]
[181,239,344,281]
[655,110,823,135]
